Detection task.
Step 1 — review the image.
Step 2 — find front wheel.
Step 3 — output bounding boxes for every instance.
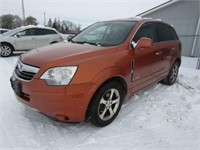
[87,82,125,127]
[0,43,14,57]
[161,61,179,85]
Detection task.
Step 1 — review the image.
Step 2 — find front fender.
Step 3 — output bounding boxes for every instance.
[80,67,129,119]
[91,66,127,86]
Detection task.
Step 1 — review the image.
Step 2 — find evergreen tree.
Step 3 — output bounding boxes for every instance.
[47,18,52,27]
[57,18,61,32]
[52,18,57,30]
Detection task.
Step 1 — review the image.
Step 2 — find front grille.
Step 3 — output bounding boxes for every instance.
[15,60,39,81]
[15,67,36,80]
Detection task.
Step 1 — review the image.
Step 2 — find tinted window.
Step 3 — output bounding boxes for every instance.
[156,23,178,42]
[133,23,156,43]
[36,29,57,35]
[169,27,178,40]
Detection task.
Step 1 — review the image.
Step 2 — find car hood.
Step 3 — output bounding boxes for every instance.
[0,35,11,40]
[21,42,117,67]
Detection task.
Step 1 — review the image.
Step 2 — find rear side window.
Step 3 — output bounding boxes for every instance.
[169,27,178,40]
[156,23,178,42]
[133,23,157,43]
[36,29,57,35]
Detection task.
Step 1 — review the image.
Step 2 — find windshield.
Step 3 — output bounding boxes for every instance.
[2,27,23,36]
[72,21,137,47]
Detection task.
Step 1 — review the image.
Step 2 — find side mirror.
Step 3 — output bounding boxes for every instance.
[15,33,21,38]
[133,37,153,54]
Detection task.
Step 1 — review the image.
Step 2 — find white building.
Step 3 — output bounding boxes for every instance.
[138,0,200,57]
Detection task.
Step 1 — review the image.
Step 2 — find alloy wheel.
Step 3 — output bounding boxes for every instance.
[170,64,178,83]
[98,88,120,121]
[1,45,12,57]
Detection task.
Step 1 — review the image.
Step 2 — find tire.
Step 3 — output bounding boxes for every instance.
[87,82,125,127]
[161,61,179,85]
[0,43,14,57]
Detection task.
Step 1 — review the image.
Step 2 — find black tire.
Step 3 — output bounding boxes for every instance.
[0,43,14,57]
[87,82,125,127]
[161,61,179,85]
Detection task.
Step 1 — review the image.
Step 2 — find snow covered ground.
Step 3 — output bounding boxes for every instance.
[0,54,200,150]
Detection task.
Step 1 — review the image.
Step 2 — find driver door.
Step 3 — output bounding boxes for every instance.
[14,28,37,50]
[130,22,157,93]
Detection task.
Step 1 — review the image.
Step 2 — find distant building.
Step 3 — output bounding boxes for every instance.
[138,0,200,57]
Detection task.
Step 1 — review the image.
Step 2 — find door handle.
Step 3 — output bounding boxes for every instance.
[171,47,176,52]
[171,47,176,50]
[155,51,162,56]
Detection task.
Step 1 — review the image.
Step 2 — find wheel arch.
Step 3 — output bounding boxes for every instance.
[85,75,128,121]
[175,57,181,67]
[50,41,58,44]
[0,42,15,51]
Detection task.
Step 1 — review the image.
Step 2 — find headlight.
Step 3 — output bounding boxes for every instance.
[40,66,77,85]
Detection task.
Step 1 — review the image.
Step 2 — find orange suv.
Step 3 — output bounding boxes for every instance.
[10,18,181,127]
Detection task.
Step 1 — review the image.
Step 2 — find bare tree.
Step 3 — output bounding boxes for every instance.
[12,15,22,28]
[25,16,38,25]
[0,14,14,29]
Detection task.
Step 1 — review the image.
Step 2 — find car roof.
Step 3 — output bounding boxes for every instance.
[100,17,174,28]
[102,17,163,23]
[0,28,9,31]
[19,25,56,31]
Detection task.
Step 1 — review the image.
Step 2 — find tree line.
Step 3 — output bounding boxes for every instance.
[0,14,81,34]
[47,18,81,34]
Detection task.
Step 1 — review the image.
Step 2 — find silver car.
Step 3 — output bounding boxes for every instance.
[0,28,10,34]
[0,26,63,57]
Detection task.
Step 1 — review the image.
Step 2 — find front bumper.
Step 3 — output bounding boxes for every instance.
[10,74,97,122]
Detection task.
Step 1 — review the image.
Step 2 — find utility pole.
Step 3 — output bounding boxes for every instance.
[22,0,26,25]
[44,12,46,26]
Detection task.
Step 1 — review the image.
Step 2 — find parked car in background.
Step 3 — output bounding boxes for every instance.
[10,18,181,127]
[0,25,63,57]
[61,34,75,41]
[0,28,10,34]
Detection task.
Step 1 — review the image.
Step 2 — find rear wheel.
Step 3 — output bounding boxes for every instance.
[161,61,179,85]
[0,43,14,57]
[87,82,125,127]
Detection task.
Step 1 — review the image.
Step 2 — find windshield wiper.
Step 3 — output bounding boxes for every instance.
[73,41,101,47]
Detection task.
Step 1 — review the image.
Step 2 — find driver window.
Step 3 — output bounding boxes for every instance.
[17,29,35,36]
[133,23,156,43]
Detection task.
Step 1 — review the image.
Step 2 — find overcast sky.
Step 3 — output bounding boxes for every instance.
[1,0,168,28]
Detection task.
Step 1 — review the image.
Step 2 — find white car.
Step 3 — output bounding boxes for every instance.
[0,28,10,34]
[0,26,63,57]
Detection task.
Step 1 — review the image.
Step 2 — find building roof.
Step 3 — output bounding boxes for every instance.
[137,0,178,16]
